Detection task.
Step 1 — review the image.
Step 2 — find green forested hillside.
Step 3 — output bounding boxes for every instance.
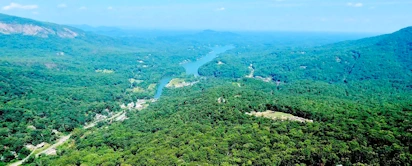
[0,43,212,164]
[1,13,411,166]
[199,27,412,84]
[0,14,214,164]
[26,27,412,165]
[29,78,412,165]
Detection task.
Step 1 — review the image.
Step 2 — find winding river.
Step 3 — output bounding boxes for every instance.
[154,45,234,99]
[182,45,235,76]
[154,76,173,99]
[10,46,233,166]
[9,46,238,166]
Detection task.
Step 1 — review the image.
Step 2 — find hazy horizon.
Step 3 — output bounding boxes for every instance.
[1,0,412,33]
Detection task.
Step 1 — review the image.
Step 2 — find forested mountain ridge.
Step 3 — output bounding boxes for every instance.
[309,26,412,82]
[1,13,411,165]
[199,27,412,85]
[28,27,412,165]
[0,14,209,164]
[376,26,412,71]
[0,14,130,164]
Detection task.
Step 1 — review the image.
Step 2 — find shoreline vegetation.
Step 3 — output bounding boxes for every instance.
[1,13,411,165]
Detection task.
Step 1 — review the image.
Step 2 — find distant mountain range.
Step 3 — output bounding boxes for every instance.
[1,13,411,166]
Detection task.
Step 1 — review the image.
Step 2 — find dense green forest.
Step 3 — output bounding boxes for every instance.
[26,27,412,165]
[0,39,213,164]
[28,78,412,165]
[1,13,411,165]
[0,14,215,164]
[199,27,412,83]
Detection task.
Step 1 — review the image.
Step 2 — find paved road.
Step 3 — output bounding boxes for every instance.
[84,111,124,129]
[8,148,36,166]
[9,111,125,166]
[36,134,72,157]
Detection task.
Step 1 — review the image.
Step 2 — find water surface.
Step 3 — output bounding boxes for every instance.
[154,76,172,99]
[154,45,234,99]
[182,45,234,76]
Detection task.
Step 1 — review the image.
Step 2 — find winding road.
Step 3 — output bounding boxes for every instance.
[8,111,125,166]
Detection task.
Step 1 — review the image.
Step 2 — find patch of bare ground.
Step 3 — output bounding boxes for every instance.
[166,78,199,88]
[246,110,313,123]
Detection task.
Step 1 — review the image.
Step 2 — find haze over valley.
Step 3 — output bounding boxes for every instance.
[0,1,411,165]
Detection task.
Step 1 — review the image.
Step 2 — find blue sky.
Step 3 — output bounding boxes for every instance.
[1,0,412,33]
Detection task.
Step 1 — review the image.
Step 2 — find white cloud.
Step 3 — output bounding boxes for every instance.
[217,7,225,11]
[58,4,67,8]
[347,2,363,7]
[78,6,87,10]
[107,6,113,10]
[2,2,38,10]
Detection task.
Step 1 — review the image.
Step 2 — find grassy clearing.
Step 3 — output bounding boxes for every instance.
[148,84,157,90]
[246,110,313,123]
[166,78,185,87]
[95,69,114,74]
[131,87,145,93]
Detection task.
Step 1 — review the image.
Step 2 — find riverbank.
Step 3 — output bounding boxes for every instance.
[153,45,234,99]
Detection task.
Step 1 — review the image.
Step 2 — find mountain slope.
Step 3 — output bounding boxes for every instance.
[0,13,84,38]
[0,14,220,165]
[0,13,133,58]
[199,27,412,85]
[27,28,412,165]
[0,14,133,164]
[1,13,411,165]
[30,78,412,165]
